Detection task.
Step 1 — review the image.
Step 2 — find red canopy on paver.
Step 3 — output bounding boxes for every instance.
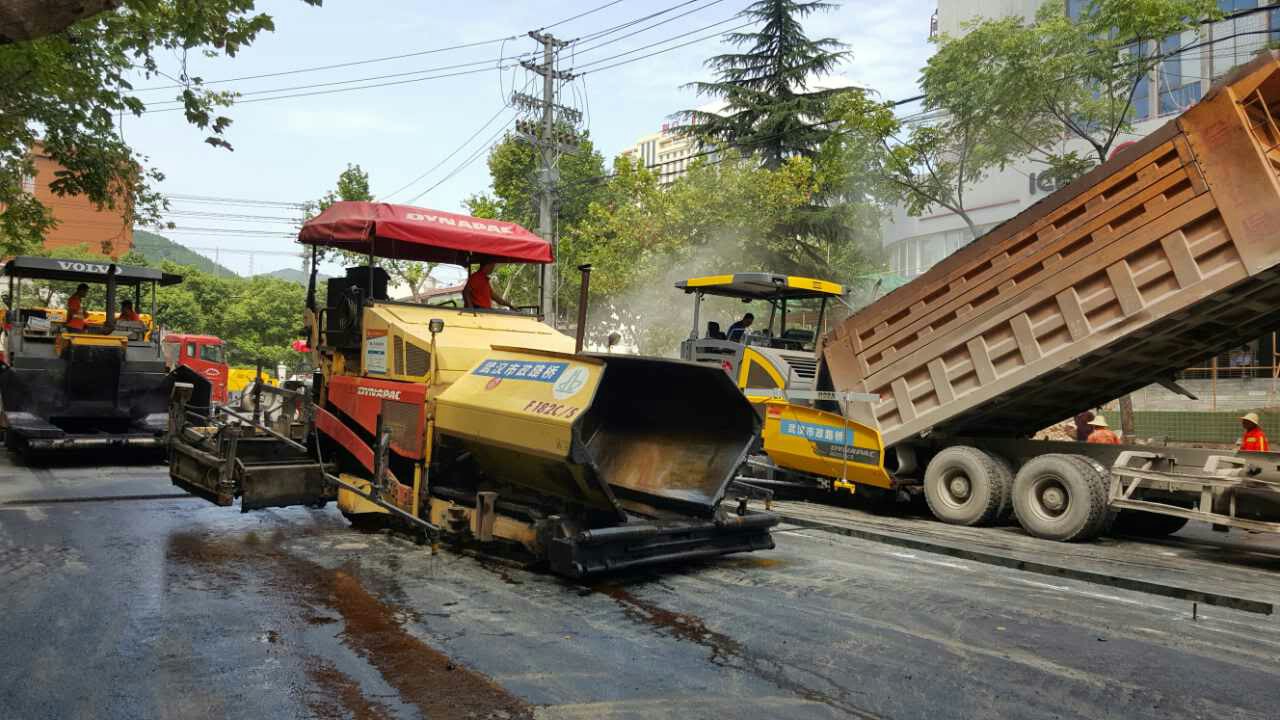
[298,201,552,264]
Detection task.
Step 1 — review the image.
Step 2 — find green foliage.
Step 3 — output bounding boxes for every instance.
[824,0,1218,239]
[0,0,322,256]
[557,153,879,354]
[132,228,236,275]
[464,131,609,306]
[307,163,437,300]
[925,0,1219,171]
[681,0,850,168]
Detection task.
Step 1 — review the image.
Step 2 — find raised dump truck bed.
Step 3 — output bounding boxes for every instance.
[817,51,1280,542]
[823,51,1280,449]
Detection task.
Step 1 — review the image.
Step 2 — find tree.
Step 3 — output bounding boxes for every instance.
[0,0,321,255]
[556,152,876,354]
[925,0,1220,175]
[308,163,437,301]
[681,0,850,168]
[464,130,608,309]
[828,91,999,240]
[218,275,308,367]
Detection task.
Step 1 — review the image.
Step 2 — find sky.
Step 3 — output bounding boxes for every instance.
[124,0,937,278]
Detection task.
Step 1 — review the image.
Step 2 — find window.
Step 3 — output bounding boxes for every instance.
[1066,0,1091,21]
[745,359,779,391]
[200,344,224,364]
[1159,31,1202,115]
[185,342,196,359]
[1210,2,1269,80]
[1125,43,1152,122]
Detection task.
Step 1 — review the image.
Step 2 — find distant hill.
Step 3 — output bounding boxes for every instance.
[132,229,238,276]
[260,267,328,286]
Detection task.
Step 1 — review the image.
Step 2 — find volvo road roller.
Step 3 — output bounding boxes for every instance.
[0,256,181,453]
[168,202,777,577]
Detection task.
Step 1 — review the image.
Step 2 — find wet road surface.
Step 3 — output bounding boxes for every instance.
[2,457,1279,719]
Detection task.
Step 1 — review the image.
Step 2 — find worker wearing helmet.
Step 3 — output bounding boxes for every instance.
[1239,412,1270,452]
[1086,415,1121,445]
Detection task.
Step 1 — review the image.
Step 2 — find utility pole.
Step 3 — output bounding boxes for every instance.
[516,30,580,327]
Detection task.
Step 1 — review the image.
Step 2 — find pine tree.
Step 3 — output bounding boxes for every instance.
[681,0,850,168]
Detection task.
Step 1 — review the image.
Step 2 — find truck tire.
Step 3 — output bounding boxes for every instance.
[923,446,1007,526]
[1112,509,1190,537]
[990,454,1016,523]
[1013,454,1108,542]
[1060,454,1116,536]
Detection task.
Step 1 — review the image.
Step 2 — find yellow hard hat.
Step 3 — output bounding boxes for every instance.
[1088,415,1109,428]
[1241,412,1261,427]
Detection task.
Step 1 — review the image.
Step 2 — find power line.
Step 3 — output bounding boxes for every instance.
[143,54,536,107]
[541,0,630,31]
[577,20,754,75]
[165,194,307,208]
[135,35,525,91]
[573,0,731,55]
[407,117,517,204]
[143,64,522,113]
[379,79,535,201]
[572,15,746,71]
[573,0,717,44]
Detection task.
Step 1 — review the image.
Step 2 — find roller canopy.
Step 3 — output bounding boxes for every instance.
[3,256,182,285]
[298,201,553,264]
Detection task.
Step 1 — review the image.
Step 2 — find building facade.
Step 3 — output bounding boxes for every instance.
[28,143,133,257]
[620,123,706,186]
[888,0,1280,278]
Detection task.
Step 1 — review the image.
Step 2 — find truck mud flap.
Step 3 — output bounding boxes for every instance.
[546,511,778,577]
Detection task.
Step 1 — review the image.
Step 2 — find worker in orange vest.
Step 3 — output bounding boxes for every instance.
[65,283,89,332]
[1238,412,1270,452]
[1086,415,1121,445]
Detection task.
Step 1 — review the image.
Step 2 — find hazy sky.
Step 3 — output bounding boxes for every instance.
[124,0,936,276]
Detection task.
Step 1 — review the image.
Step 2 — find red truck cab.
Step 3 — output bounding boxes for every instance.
[163,334,228,404]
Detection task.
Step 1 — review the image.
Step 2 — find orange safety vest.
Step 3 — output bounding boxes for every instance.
[1242,426,1270,452]
[66,295,86,331]
[1087,428,1121,445]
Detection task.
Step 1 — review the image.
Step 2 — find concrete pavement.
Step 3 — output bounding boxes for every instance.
[1,456,1278,719]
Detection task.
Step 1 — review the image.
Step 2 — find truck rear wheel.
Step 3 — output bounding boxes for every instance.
[923,446,1008,526]
[1013,454,1107,542]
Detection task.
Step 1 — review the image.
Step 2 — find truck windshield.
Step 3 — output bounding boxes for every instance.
[200,344,225,364]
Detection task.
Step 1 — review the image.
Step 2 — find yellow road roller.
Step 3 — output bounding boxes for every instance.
[675,272,892,498]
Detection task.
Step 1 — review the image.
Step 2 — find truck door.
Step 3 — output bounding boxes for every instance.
[181,341,228,404]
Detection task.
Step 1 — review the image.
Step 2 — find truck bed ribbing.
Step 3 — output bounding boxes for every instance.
[823,51,1280,447]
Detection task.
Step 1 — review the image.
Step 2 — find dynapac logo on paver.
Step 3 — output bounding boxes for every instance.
[404,213,514,235]
[356,386,402,401]
[57,261,110,274]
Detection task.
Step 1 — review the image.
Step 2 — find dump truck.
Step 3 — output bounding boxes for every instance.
[168,202,776,577]
[0,256,181,452]
[814,50,1280,541]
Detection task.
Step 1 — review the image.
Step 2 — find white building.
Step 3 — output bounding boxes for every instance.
[620,124,704,186]
[888,0,1280,278]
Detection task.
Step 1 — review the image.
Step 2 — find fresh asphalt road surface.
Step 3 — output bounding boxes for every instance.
[2,454,1279,720]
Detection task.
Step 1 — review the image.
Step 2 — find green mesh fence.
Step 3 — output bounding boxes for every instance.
[1131,409,1279,444]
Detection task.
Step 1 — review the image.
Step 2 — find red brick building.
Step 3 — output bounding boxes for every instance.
[27,143,133,257]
